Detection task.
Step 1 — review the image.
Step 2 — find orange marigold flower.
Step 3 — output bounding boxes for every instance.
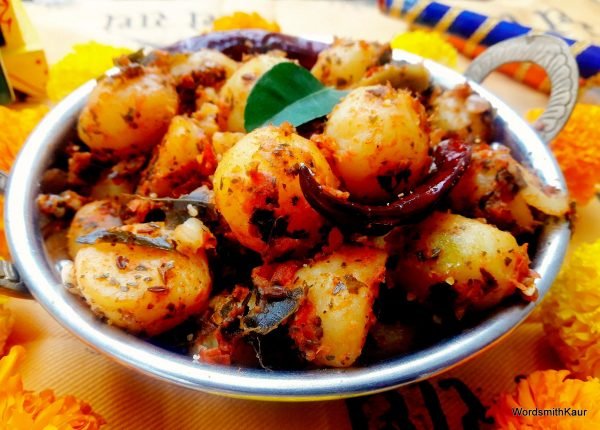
[0,104,48,258]
[527,104,600,204]
[540,239,600,378]
[0,296,13,355]
[0,346,106,429]
[0,104,49,173]
[211,11,280,32]
[488,370,600,429]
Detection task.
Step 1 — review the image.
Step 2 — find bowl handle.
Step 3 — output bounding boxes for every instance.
[464,34,579,144]
[0,170,33,299]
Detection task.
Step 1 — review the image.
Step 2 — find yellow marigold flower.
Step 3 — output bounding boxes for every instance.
[47,42,133,102]
[0,297,13,355]
[527,104,600,204]
[540,239,600,378]
[0,346,106,429]
[212,11,280,32]
[390,30,458,68]
[0,104,49,173]
[488,370,600,429]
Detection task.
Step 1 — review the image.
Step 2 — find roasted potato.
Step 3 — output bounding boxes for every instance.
[67,200,122,259]
[213,125,339,259]
[89,173,136,200]
[77,66,179,159]
[449,143,569,234]
[430,84,492,144]
[311,39,389,89]
[354,62,431,93]
[72,222,212,336]
[325,85,430,202]
[212,131,245,159]
[170,49,239,86]
[219,54,290,132]
[289,245,387,367]
[137,114,216,197]
[388,212,536,317]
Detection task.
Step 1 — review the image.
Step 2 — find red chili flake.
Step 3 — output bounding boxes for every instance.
[116,256,129,269]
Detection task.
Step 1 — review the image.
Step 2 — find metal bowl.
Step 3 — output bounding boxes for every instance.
[1,34,578,400]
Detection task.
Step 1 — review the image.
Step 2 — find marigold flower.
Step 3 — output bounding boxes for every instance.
[0,297,13,355]
[0,104,48,259]
[488,370,600,429]
[527,104,600,204]
[47,42,133,102]
[540,239,600,378]
[390,30,458,68]
[211,11,280,32]
[0,104,49,173]
[0,346,106,429]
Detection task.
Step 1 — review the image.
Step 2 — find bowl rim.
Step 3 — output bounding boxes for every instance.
[4,43,570,401]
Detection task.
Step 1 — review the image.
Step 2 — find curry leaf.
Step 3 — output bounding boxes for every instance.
[239,287,305,335]
[76,229,173,250]
[244,62,348,132]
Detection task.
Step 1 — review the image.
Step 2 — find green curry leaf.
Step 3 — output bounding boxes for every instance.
[244,62,348,132]
[76,229,173,251]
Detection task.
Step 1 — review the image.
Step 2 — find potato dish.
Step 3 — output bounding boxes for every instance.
[38,31,568,369]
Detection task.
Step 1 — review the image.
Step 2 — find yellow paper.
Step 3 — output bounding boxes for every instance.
[0,0,48,97]
[2,45,47,97]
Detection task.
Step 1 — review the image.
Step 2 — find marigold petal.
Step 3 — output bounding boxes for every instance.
[211,11,280,32]
[527,104,600,204]
[390,30,458,68]
[47,42,133,102]
[489,370,600,429]
[0,301,14,356]
[0,345,25,385]
[540,239,600,378]
[0,346,106,428]
[0,105,49,173]
[0,104,49,260]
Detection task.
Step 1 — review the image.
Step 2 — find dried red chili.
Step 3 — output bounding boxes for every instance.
[299,139,472,233]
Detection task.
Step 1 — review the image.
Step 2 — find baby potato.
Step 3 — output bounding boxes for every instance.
[212,131,245,158]
[219,54,290,132]
[137,115,216,197]
[213,125,339,259]
[311,39,389,89]
[72,223,212,336]
[77,67,179,159]
[354,62,431,93]
[388,212,535,317]
[90,173,136,200]
[449,144,568,234]
[325,85,430,202]
[170,49,239,86]
[289,245,387,367]
[67,200,122,259]
[430,84,492,144]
